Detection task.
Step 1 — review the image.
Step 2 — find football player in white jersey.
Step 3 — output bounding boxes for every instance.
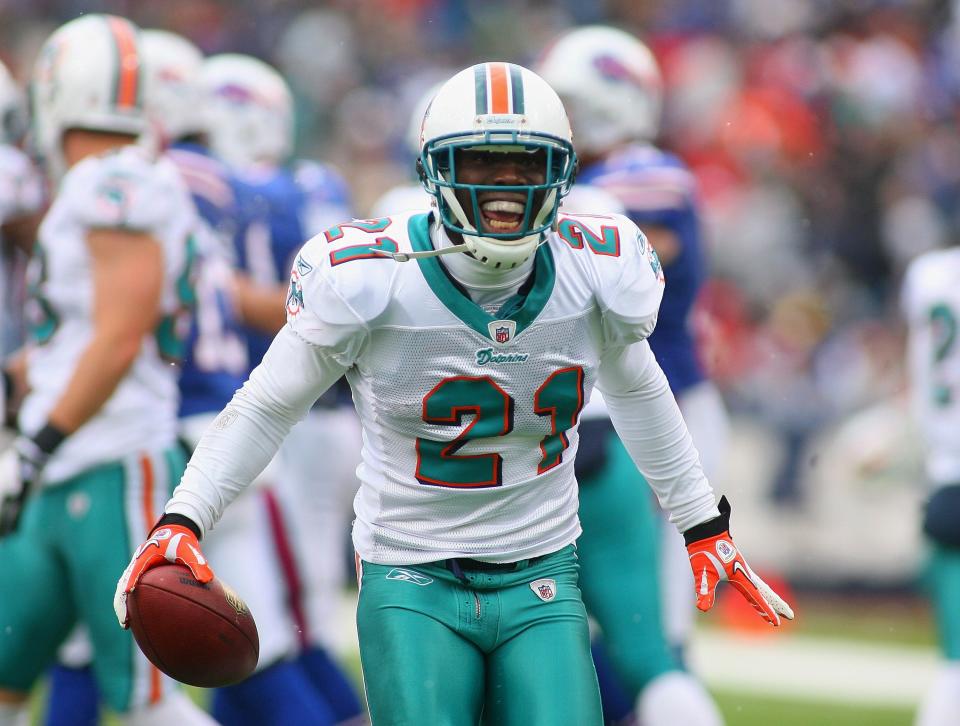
[902,249,960,726]
[0,15,216,726]
[117,61,792,725]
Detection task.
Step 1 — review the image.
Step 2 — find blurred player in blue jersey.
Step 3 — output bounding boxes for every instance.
[202,53,364,725]
[539,26,729,726]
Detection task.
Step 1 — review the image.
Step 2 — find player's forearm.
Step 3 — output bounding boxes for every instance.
[598,340,719,532]
[45,331,143,434]
[232,275,287,334]
[165,325,347,535]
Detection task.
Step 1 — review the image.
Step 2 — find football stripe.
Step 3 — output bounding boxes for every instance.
[107,16,140,109]
[138,454,164,704]
[509,64,524,114]
[489,62,510,114]
[474,65,487,115]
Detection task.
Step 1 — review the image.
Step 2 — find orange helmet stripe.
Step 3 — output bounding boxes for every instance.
[488,62,510,114]
[107,16,140,109]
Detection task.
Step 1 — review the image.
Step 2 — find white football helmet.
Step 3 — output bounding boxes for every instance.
[0,59,27,145]
[536,25,663,154]
[141,29,205,144]
[418,62,576,269]
[201,54,293,169]
[30,14,148,178]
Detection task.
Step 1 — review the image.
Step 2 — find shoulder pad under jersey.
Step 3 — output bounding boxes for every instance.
[553,210,665,346]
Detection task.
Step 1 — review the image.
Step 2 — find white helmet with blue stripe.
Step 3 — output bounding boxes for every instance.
[536,26,663,154]
[200,53,293,169]
[417,62,576,270]
[141,29,206,143]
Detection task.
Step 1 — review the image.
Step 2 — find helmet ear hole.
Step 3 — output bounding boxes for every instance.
[416,157,426,183]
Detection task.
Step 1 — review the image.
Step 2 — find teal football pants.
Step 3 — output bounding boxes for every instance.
[926,542,960,660]
[577,431,678,696]
[0,448,184,712]
[356,545,603,725]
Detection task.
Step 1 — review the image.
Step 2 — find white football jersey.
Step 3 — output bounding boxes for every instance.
[287,210,664,563]
[20,146,197,484]
[902,247,960,487]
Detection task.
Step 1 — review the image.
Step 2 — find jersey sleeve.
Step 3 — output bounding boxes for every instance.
[285,228,395,365]
[594,214,666,347]
[64,149,180,233]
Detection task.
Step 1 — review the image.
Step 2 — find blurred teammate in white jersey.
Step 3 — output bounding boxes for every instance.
[117,61,792,725]
[0,15,215,726]
[902,248,960,726]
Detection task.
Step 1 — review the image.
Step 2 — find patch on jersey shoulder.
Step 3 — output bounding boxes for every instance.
[93,173,138,224]
[646,242,664,283]
[636,229,648,254]
[286,268,305,317]
[294,254,314,276]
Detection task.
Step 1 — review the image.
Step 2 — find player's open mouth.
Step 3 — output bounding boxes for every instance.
[480,199,525,233]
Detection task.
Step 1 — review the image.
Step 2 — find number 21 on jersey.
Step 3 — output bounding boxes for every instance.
[415,367,585,488]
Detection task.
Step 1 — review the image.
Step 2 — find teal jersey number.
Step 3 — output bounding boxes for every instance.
[534,367,586,473]
[930,303,958,407]
[325,217,399,266]
[155,233,198,362]
[557,218,622,256]
[415,367,585,488]
[415,376,514,488]
[27,242,59,345]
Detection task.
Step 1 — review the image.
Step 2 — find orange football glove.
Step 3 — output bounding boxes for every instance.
[114,521,213,628]
[684,496,794,626]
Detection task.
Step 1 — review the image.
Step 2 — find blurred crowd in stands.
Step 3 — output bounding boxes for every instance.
[2,0,955,505]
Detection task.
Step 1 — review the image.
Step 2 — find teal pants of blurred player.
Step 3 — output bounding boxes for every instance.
[356,545,603,725]
[577,430,677,697]
[926,543,960,660]
[0,447,183,712]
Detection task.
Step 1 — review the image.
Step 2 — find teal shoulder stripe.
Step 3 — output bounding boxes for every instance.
[474,65,488,116]
[509,64,524,115]
[408,213,555,341]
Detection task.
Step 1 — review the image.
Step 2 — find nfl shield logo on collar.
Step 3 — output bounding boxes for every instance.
[530,578,557,602]
[489,319,516,345]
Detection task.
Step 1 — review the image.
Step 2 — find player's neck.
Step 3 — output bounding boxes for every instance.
[62,129,139,168]
[433,223,534,300]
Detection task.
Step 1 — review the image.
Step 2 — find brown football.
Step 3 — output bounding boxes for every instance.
[127,564,259,688]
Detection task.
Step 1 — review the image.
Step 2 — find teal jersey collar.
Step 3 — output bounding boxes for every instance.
[407,213,555,342]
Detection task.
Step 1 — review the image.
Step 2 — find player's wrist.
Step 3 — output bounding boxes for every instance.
[30,422,67,457]
[153,512,203,540]
[683,494,732,546]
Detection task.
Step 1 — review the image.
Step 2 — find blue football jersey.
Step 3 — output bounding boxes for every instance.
[578,144,706,394]
[235,161,351,369]
[166,142,249,417]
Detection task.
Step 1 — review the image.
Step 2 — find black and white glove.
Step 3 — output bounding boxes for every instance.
[0,425,65,537]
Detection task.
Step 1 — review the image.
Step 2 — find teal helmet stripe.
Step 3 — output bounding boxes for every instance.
[509,64,524,115]
[474,64,488,115]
